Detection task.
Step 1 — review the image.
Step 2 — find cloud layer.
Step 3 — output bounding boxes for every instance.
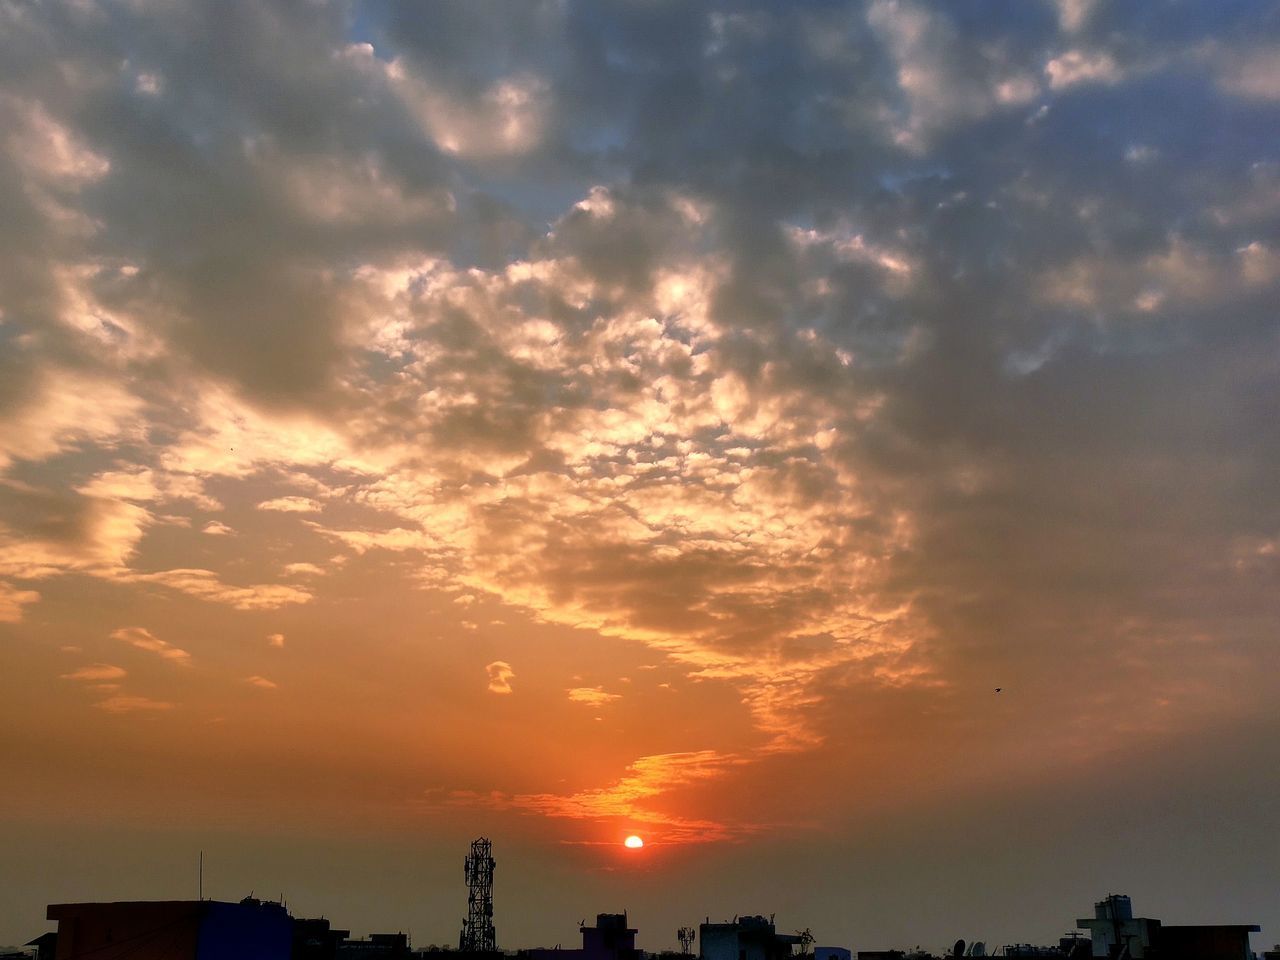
[0,0,1277,868]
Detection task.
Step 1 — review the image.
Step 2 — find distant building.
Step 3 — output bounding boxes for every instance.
[337,932,410,958]
[815,947,852,960]
[293,916,351,960]
[1076,895,1259,960]
[700,916,803,960]
[42,898,291,960]
[522,913,640,960]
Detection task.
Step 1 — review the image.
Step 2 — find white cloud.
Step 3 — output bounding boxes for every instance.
[266,632,285,648]
[244,675,278,689]
[1045,49,1121,89]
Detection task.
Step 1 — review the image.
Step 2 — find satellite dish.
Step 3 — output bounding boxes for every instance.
[972,943,986,957]
[954,941,967,958]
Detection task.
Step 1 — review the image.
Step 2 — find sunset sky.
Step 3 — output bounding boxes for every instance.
[2,0,1279,951]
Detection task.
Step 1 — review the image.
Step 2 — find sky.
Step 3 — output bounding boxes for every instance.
[1,0,1279,952]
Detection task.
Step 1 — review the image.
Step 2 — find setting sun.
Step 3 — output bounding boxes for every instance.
[624,835,644,849]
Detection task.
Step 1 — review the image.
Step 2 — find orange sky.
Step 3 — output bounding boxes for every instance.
[2,0,1279,952]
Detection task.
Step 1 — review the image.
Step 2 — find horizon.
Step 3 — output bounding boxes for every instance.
[1,0,1278,952]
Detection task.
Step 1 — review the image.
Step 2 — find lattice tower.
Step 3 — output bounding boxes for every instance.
[460,837,496,952]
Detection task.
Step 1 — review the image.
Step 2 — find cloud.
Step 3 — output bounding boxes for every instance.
[566,686,622,707]
[1045,49,1122,90]
[256,496,323,513]
[266,633,286,648]
[122,570,313,611]
[1215,46,1280,101]
[244,675,278,690]
[485,660,515,695]
[0,482,152,579]
[0,0,1278,855]
[441,751,752,844]
[96,695,175,715]
[282,562,323,576]
[61,663,127,682]
[0,582,40,622]
[109,626,192,666]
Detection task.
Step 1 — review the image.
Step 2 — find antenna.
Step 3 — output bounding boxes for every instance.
[679,927,696,955]
[199,851,203,901]
[459,838,496,952]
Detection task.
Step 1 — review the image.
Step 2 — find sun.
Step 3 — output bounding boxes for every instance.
[624,835,644,849]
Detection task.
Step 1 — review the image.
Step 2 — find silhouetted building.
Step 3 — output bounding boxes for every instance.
[1076,895,1259,960]
[857,951,905,960]
[815,948,851,960]
[44,898,291,960]
[337,932,410,958]
[293,916,351,960]
[26,933,57,960]
[700,916,803,960]
[523,914,640,960]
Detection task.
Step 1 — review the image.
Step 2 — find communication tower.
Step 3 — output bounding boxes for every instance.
[460,838,497,952]
[678,927,696,954]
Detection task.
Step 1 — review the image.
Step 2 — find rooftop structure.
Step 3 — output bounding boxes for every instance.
[1076,895,1259,960]
[522,912,640,960]
[700,916,804,960]
[41,898,291,960]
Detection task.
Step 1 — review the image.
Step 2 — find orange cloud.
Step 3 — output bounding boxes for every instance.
[566,686,621,707]
[110,626,192,666]
[0,582,40,622]
[96,695,175,714]
[485,660,515,694]
[443,750,753,844]
[60,663,127,682]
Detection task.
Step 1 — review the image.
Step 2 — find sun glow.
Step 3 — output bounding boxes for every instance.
[624,835,644,849]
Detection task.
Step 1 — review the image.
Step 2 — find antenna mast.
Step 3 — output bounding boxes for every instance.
[460,838,496,952]
[678,927,696,955]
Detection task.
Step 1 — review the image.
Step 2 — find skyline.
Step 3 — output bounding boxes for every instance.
[2,0,1279,950]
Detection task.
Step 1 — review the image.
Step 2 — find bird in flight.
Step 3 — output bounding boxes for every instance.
[995,688,1003,693]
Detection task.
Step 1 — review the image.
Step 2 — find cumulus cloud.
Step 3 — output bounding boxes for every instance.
[244,675,278,690]
[485,660,515,695]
